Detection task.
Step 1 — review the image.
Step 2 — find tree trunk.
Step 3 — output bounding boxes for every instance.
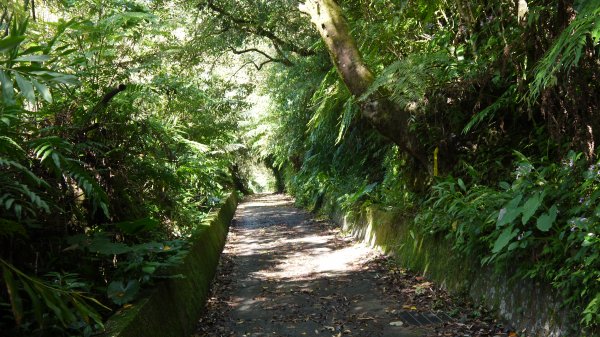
[299,0,429,171]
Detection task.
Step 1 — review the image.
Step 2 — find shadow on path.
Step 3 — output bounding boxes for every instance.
[194,194,517,337]
[193,194,425,337]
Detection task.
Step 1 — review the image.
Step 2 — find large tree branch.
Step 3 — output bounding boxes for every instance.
[229,47,294,67]
[202,0,316,57]
[299,0,429,171]
[90,84,127,115]
[80,84,128,139]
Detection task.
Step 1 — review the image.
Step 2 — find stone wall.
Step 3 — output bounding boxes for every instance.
[101,192,238,337]
[329,203,573,337]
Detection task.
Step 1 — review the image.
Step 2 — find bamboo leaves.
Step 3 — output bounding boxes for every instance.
[3,263,24,325]
[528,6,600,103]
[0,19,79,107]
[14,73,34,104]
[1,258,106,329]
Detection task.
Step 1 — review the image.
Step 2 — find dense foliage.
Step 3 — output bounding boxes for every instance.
[253,0,600,333]
[0,1,250,336]
[1,0,599,335]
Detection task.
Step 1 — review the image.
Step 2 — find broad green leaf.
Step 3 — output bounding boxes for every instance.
[0,36,25,52]
[521,192,544,224]
[114,217,160,235]
[14,73,35,104]
[0,70,15,104]
[51,152,61,169]
[497,194,523,227]
[13,55,51,62]
[2,265,24,325]
[536,205,558,231]
[107,280,140,305]
[492,226,519,253]
[457,178,466,192]
[52,74,80,86]
[32,79,52,103]
[19,46,45,55]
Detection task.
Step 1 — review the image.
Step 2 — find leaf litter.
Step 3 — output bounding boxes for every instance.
[192,194,520,337]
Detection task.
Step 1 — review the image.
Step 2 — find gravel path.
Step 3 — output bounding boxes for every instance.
[193,194,512,337]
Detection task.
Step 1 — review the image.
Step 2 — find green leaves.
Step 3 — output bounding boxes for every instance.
[3,264,24,325]
[492,227,520,254]
[14,73,35,104]
[115,217,160,235]
[0,36,26,52]
[521,192,545,225]
[13,55,51,62]
[0,69,15,104]
[497,194,523,226]
[32,79,52,103]
[536,205,558,232]
[493,190,557,255]
[528,6,600,103]
[1,259,106,329]
[496,191,556,232]
[107,280,140,305]
[0,22,80,107]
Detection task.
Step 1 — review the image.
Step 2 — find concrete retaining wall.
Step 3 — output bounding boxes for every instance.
[101,192,238,337]
[328,203,574,337]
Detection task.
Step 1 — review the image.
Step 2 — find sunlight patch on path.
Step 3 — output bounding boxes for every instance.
[194,193,425,337]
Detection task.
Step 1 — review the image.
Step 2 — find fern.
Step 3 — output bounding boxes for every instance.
[307,69,340,132]
[528,6,600,104]
[31,136,109,217]
[336,97,359,144]
[463,84,517,134]
[1,258,107,329]
[359,52,456,109]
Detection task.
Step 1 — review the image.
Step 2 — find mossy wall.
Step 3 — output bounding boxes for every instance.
[328,202,572,337]
[101,192,238,337]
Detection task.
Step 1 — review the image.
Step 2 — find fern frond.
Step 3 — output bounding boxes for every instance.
[30,136,109,217]
[336,97,359,144]
[360,52,456,109]
[463,85,517,134]
[0,157,48,187]
[528,7,600,104]
[307,69,340,132]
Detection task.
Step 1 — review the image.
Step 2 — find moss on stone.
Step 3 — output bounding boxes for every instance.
[330,201,572,336]
[101,193,238,337]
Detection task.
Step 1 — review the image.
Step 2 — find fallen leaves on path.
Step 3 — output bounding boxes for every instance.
[193,194,520,337]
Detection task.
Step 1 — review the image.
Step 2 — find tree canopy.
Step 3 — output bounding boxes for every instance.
[1,0,599,335]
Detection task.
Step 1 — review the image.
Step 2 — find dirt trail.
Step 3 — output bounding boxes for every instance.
[193,194,508,337]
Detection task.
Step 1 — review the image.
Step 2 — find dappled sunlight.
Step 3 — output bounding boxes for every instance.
[196,194,426,336]
[227,199,379,280]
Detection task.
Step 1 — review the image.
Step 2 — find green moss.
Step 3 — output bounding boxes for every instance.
[338,204,471,291]
[330,200,575,336]
[102,193,238,337]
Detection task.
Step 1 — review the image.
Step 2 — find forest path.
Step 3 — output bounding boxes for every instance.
[192,193,427,337]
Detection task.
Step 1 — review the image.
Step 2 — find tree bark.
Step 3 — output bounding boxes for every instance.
[299,0,429,171]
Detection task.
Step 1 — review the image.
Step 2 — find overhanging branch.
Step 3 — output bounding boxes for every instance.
[202,0,316,57]
[229,47,293,67]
